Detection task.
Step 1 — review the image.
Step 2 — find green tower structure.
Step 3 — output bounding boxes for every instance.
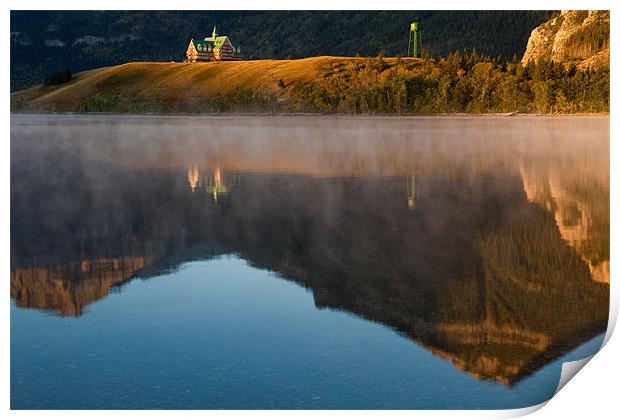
[408,22,421,58]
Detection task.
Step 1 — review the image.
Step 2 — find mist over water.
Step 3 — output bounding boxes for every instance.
[10,114,609,409]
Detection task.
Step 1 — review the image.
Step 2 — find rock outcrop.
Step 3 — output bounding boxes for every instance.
[522,10,610,69]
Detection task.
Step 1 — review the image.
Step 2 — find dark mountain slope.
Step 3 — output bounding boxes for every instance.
[10,10,553,91]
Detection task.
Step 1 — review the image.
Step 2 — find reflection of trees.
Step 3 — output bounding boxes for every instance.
[210,171,608,385]
[10,154,609,385]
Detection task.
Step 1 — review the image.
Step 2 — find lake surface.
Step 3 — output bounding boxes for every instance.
[10,114,610,409]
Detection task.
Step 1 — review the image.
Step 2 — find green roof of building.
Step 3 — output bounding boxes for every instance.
[192,27,238,50]
[192,36,237,50]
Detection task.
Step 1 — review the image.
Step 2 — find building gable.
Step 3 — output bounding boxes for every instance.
[186,39,198,60]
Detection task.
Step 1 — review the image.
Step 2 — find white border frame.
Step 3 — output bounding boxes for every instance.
[3,2,617,419]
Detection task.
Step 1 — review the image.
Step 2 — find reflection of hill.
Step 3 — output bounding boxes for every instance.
[206,172,607,385]
[10,159,609,385]
[10,116,609,385]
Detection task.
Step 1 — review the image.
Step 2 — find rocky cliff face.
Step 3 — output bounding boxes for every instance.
[522,10,610,69]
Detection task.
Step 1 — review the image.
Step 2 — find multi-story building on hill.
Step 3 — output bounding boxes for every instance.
[186,26,242,62]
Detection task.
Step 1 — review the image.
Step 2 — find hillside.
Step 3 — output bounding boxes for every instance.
[10,10,554,91]
[11,57,368,112]
[11,53,609,114]
[522,10,610,69]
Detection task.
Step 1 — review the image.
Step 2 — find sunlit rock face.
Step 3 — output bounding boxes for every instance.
[522,10,610,69]
[520,161,609,283]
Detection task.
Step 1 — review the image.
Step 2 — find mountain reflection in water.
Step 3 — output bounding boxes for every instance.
[10,115,609,387]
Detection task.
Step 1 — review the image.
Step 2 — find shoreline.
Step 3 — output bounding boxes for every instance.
[10,111,610,118]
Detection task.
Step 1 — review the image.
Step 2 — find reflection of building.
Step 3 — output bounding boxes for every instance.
[205,166,228,202]
[188,165,199,192]
[186,165,230,201]
[407,173,416,209]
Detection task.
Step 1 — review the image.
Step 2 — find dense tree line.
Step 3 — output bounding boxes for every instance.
[44,67,72,85]
[292,52,609,114]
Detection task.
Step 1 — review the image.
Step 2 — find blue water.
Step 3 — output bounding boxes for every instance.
[10,115,610,409]
[11,256,604,409]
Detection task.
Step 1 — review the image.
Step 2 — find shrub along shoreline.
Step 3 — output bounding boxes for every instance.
[292,52,609,114]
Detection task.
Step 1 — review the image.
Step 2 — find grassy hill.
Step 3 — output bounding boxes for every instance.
[11,54,609,114]
[11,57,407,112]
[13,58,343,104]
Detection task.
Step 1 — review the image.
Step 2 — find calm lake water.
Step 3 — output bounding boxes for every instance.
[10,114,610,409]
